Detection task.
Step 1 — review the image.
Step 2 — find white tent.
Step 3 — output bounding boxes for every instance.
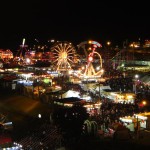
[95,85,111,91]
[61,90,80,98]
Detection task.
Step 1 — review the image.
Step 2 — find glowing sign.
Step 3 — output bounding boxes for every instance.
[44,78,50,84]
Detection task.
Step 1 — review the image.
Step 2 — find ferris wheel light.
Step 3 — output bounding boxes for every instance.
[51,42,76,71]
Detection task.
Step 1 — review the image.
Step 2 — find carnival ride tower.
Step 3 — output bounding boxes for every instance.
[78,40,103,81]
[19,38,28,59]
[14,38,28,64]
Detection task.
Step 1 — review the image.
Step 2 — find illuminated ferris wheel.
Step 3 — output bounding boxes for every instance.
[78,40,103,79]
[51,41,78,71]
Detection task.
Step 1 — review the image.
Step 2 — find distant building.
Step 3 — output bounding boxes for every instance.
[129,42,140,48]
[0,49,13,60]
[143,40,150,48]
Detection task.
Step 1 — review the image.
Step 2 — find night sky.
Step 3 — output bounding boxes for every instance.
[0,0,150,50]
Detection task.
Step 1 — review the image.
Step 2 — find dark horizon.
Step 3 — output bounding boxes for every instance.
[0,0,150,50]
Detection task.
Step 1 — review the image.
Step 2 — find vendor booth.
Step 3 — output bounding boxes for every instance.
[134,112,150,130]
[119,112,150,131]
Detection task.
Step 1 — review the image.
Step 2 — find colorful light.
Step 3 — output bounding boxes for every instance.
[88,56,93,62]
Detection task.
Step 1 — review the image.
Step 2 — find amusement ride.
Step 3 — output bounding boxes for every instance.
[77,40,104,82]
[13,38,28,65]
[51,41,79,71]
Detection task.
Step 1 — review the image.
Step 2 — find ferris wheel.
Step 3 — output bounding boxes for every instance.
[78,40,103,79]
[51,41,78,71]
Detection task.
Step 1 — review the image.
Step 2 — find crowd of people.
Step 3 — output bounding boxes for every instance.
[1,68,150,149]
[105,77,133,92]
[98,99,139,131]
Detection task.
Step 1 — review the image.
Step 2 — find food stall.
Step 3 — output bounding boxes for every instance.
[119,112,150,131]
[134,112,150,130]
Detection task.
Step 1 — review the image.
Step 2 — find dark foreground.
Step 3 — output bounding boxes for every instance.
[0,89,150,150]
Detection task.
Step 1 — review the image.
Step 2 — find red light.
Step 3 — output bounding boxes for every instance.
[92,48,96,51]
[93,44,97,48]
[88,56,93,62]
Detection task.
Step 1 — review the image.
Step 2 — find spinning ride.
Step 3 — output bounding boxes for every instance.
[13,38,28,65]
[78,40,104,81]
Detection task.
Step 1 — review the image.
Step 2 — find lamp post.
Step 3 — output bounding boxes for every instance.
[107,41,111,46]
[98,69,104,100]
[106,41,111,62]
[133,74,139,94]
[142,100,147,106]
[99,82,101,100]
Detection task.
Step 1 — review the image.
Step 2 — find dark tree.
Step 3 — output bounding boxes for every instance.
[52,103,89,141]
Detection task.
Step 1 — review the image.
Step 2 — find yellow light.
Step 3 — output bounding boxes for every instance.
[130,44,133,47]
[100,69,104,73]
[107,41,111,45]
[142,101,147,105]
[127,95,133,99]
[81,66,85,70]
[88,40,92,44]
